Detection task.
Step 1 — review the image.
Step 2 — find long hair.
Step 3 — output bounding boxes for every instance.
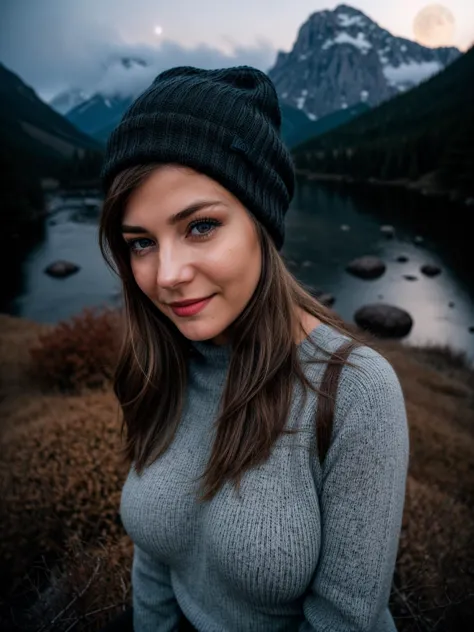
[99,163,361,503]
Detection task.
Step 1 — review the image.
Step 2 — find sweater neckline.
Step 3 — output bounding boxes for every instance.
[189,322,334,365]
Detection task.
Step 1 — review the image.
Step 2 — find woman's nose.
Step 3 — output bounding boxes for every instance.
[156,244,194,289]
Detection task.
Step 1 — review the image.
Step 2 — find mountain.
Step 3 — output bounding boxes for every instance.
[0,63,102,173]
[54,4,460,146]
[292,45,474,195]
[50,88,91,115]
[55,56,149,138]
[0,63,104,236]
[268,3,460,120]
[67,94,133,138]
[281,102,370,148]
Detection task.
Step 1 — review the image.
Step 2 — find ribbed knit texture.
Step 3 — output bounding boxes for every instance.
[120,323,410,631]
[100,65,296,250]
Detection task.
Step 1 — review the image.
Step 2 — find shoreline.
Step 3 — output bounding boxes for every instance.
[295,169,474,206]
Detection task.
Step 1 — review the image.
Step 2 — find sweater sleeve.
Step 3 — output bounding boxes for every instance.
[132,544,183,632]
[300,348,410,631]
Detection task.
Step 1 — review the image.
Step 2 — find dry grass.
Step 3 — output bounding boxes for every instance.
[0,311,473,631]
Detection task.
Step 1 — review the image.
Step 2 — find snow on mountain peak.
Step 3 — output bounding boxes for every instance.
[322,31,373,54]
[336,11,367,28]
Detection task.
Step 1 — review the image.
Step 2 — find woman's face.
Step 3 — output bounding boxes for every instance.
[121,164,262,345]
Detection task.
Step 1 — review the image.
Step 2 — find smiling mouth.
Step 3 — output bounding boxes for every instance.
[168,294,216,317]
[169,295,214,307]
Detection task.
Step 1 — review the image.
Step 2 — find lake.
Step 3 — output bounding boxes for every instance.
[2,178,474,361]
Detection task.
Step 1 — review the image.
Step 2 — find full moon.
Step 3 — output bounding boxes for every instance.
[413,4,455,47]
[154,25,163,36]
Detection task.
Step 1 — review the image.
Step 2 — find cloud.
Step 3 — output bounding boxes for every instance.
[85,37,277,102]
[0,0,276,102]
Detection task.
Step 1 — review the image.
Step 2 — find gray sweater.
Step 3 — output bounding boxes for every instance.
[120,323,410,631]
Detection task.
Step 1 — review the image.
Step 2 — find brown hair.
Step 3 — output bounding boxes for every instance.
[99,163,363,503]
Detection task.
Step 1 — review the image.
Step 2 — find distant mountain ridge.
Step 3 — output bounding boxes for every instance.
[268,3,460,119]
[67,94,134,138]
[50,55,149,116]
[0,62,102,173]
[50,87,91,116]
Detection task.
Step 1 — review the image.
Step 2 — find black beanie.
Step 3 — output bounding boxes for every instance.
[100,65,295,251]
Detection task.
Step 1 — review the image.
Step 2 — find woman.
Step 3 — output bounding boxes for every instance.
[98,65,409,632]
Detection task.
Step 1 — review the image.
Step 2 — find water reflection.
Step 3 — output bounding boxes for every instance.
[285,180,474,358]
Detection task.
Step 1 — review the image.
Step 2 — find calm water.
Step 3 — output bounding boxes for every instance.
[2,178,474,360]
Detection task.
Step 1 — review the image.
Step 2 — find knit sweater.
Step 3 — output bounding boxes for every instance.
[119,323,410,631]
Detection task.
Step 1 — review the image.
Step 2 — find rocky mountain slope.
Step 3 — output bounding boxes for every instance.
[268,3,460,119]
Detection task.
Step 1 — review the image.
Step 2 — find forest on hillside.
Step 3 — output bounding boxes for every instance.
[292,46,474,196]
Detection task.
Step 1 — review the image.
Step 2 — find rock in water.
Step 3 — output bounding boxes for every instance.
[421,264,441,277]
[346,256,386,279]
[354,304,413,338]
[380,225,395,237]
[316,292,336,307]
[306,287,336,307]
[44,260,80,278]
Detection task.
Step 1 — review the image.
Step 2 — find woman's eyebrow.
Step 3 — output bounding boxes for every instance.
[121,200,223,233]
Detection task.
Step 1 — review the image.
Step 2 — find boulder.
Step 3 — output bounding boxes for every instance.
[354,304,413,338]
[44,260,80,278]
[396,255,409,263]
[380,225,395,237]
[346,256,386,280]
[307,287,336,307]
[340,224,350,231]
[316,292,336,307]
[403,275,418,281]
[421,264,441,277]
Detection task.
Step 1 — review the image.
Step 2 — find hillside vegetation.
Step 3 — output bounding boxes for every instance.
[292,46,474,195]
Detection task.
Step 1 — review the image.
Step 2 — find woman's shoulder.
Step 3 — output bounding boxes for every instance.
[301,321,403,405]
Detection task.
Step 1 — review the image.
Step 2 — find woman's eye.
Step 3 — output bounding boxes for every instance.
[188,218,221,238]
[126,238,153,254]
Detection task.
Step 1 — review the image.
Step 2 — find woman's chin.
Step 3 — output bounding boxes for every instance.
[176,321,229,345]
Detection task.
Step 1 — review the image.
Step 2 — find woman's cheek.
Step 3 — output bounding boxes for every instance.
[131,261,154,296]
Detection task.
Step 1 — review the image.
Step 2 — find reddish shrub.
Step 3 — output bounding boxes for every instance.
[28,306,122,393]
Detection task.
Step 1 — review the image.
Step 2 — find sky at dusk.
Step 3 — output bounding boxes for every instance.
[1,0,473,101]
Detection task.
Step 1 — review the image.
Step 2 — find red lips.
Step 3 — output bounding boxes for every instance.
[169,295,215,317]
[169,296,212,307]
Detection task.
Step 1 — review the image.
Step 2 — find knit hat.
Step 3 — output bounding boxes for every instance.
[100,65,295,250]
